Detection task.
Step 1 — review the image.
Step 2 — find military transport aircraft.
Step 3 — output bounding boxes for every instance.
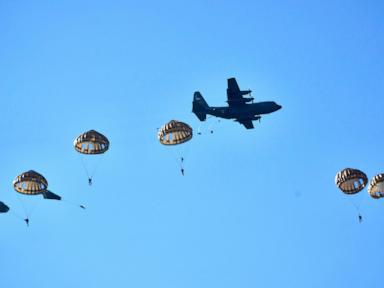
[192,78,282,129]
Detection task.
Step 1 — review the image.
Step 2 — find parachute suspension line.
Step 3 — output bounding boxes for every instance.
[89,155,104,179]
[346,195,366,222]
[208,118,221,134]
[198,116,220,135]
[15,193,41,224]
[356,192,367,212]
[79,154,94,185]
[79,155,90,179]
[208,121,214,134]
[197,123,202,135]
[25,199,41,220]
[204,115,214,134]
[79,155,91,180]
[61,198,86,210]
[8,209,24,221]
[15,193,29,219]
[347,197,360,211]
[78,154,104,185]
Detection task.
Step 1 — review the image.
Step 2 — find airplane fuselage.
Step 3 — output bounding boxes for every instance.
[206,101,281,120]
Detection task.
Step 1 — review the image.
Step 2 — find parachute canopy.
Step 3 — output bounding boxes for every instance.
[0,201,9,213]
[74,130,109,154]
[13,170,48,195]
[335,168,368,194]
[368,173,384,199]
[158,120,193,145]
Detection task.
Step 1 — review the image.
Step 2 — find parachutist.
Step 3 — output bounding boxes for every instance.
[79,205,86,209]
[158,120,192,178]
[210,130,213,134]
[358,214,363,223]
[88,178,92,186]
[24,218,29,226]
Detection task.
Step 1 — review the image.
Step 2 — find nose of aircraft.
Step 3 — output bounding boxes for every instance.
[276,104,282,111]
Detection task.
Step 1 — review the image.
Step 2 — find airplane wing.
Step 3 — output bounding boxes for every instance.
[237,119,254,129]
[227,78,242,105]
[227,78,253,107]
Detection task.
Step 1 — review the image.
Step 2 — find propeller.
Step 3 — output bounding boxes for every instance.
[250,89,254,103]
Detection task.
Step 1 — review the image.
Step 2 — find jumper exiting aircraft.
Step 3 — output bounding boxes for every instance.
[192,78,282,129]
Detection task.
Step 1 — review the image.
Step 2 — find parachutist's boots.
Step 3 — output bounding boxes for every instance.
[358,215,363,223]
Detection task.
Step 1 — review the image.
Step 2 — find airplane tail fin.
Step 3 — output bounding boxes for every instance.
[192,92,209,121]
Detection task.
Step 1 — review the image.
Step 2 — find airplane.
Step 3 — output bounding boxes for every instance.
[192,78,282,129]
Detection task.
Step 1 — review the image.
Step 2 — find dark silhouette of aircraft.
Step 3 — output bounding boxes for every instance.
[192,78,282,129]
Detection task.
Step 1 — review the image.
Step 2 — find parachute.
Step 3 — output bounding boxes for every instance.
[74,130,109,154]
[74,130,109,184]
[335,168,368,194]
[158,120,193,176]
[335,168,368,222]
[0,202,9,213]
[158,120,193,145]
[13,170,54,224]
[368,173,384,199]
[13,170,48,195]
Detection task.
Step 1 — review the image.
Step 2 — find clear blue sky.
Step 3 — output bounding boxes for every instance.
[1,1,383,287]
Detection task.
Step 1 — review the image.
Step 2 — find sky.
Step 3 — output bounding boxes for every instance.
[0,0,383,287]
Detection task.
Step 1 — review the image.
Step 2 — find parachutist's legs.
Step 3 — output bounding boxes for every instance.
[358,214,363,223]
[24,218,29,226]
